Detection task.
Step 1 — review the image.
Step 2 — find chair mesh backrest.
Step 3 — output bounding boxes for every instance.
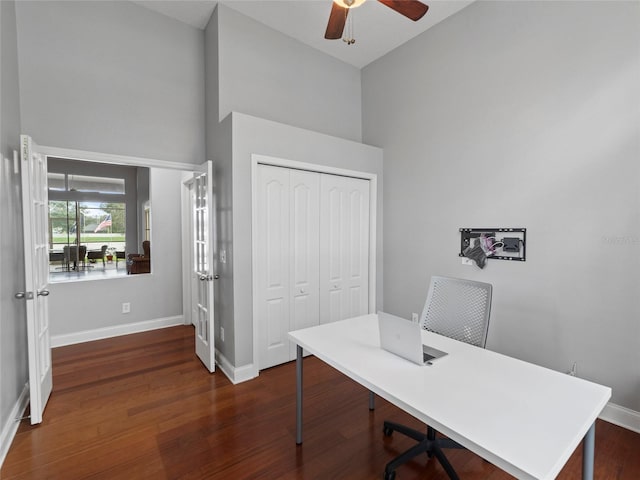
[420,276,492,348]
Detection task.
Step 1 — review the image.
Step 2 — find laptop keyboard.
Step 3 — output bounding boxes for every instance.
[423,352,436,362]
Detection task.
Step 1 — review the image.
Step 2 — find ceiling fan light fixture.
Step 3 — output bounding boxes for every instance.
[333,0,367,9]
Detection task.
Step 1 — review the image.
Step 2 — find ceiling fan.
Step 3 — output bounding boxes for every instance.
[325,0,429,43]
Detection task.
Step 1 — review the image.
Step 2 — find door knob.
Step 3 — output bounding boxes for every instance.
[15,292,25,299]
[199,274,212,281]
[214,274,220,280]
[37,290,50,297]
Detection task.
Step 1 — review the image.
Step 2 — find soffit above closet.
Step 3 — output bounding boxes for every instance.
[132,0,475,69]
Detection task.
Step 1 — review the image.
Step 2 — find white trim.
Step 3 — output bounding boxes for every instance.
[252,154,378,181]
[250,158,260,379]
[599,402,640,434]
[367,175,378,315]
[250,153,378,377]
[0,384,29,469]
[181,176,196,327]
[215,350,258,385]
[39,145,195,171]
[51,316,184,347]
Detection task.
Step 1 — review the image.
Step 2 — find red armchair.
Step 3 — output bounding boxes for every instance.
[126,241,150,274]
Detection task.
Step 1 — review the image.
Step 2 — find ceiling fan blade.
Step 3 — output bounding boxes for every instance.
[377,0,429,21]
[325,2,348,39]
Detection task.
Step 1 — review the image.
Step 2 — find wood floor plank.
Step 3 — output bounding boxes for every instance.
[2,325,638,479]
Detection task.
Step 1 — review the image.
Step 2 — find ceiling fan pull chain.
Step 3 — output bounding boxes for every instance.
[343,9,355,45]
[325,0,428,44]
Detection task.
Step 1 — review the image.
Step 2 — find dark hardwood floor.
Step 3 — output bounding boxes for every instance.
[2,326,639,479]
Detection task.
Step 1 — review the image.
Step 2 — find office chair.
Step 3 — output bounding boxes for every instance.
[87,245,108,267]
[63,245,87,271]
[382,276,492,480]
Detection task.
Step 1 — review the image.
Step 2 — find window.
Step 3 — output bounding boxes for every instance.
[49,200,126,253]
[144,205,151,241]
[47,158,149,280]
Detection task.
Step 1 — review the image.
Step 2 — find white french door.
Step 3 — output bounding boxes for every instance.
[193,161,216,372]
[20,134,53,425]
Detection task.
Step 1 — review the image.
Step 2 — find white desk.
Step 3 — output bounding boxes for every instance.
[288,314,611,480]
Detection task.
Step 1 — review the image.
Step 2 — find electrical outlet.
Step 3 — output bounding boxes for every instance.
[461,257,473,266]
[122,302,130,314]
[411,313,419,323]
[221,327,225,342]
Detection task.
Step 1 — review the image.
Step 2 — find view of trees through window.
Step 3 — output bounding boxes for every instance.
[49,201,126,265]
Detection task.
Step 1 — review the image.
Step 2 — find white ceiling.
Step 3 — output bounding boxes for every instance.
[132,0,474,69]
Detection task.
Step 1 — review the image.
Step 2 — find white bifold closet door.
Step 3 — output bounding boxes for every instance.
[257,165,320,368]
[256,164,369,370]
[319,173,370,325]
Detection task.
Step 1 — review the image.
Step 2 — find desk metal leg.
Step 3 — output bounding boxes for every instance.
[582,422,595,480]
[296,345,303,445]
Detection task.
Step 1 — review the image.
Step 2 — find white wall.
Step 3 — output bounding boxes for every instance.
[228,112,383,369]
[204,10,235,365]
[205,6,221,162]
[15,0,205,165]
[0,0,28,463]
[362,1,640,411]
[206,6,373,370]
[216,4,363,143]
[211,116,234,364]
[48,167,186,338]
[10,1,207,343]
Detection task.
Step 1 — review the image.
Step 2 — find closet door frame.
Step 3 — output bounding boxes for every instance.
[251,154,378,376]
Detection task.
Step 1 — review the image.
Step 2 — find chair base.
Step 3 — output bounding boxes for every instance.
[382,421,464,480]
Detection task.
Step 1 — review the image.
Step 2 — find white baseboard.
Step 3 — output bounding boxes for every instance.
[215,350,258,385]
[51,316,185,347]
[600,402,640,434]
[0,383,29,469]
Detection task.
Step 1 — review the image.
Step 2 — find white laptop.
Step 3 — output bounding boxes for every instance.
[378,311,448,366]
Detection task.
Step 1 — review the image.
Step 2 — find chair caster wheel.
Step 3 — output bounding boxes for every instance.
[383,426,393,437]
[383,470,396,480]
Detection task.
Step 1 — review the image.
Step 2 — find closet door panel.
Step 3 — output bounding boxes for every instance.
[348,188,366,281]
[323,184,345,324]
[320,174,370,324]
[349,286,363,318]
[289,170,320,358]
[347,185,369,315]
[257,165,291,369]
[265,298,287,351]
